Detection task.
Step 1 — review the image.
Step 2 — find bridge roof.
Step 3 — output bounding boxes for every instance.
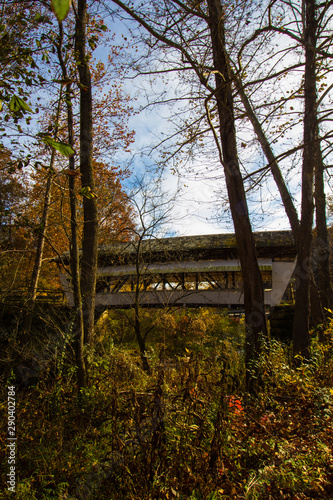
[57,230,296,266]
[98,230,296,265]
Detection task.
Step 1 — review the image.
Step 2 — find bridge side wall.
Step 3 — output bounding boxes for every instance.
[59,260,296,309]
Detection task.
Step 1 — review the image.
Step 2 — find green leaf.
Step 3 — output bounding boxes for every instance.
[38,134,75,157]
[9,95,32,113]
[79,186,97,199]
[51,0,72,22]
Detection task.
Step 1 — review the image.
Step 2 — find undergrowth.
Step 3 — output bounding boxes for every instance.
[0,308,333,499]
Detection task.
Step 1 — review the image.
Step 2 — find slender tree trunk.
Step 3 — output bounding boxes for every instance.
[314,140,333,314]
[234,78,300,234]
[207,0,267,390]
[68,106,87,387]
[66,81,86,386]
[57,22,87,387]
[75,0,99,347]
[292,0,317,360]
[23,166,54,334]
[134,306,151,374]
[134,241,151,374]
[23,93,62,335]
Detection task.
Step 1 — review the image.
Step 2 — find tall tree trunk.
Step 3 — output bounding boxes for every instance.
[292,0,317,360]
[75,0,99,347]
[57,22,87,387]
[207,0,267,390]
[234,75,324,326]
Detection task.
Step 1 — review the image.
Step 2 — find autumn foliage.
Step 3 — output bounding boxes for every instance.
[1,309,333,499]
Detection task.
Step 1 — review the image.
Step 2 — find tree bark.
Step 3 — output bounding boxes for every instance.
[75,0,99,347]
[206,0,267,390]
[292,0,317,360]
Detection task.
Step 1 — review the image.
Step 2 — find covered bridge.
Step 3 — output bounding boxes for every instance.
[58,230,297,309]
